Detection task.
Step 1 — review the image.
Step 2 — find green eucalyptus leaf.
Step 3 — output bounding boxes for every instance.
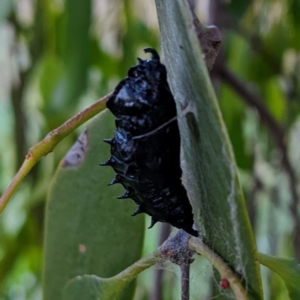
[258,252,300,300]
[63,275,127,300]
[154,0,263,298]
[43,110,144,300]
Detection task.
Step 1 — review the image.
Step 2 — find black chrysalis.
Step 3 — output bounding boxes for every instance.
[101,48,198,237]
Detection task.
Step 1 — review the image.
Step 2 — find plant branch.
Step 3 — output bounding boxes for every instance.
[181,263,190,300]
[188,237,248,300]
[105,233,247,300]
[111,249,162,283]
[0,93,111,213]
[214,62,300,261]
[160,230,194,300]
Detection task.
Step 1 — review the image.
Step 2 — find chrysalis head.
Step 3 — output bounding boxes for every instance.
[106,48,167,118]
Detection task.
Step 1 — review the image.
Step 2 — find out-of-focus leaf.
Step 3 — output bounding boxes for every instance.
[287,0,300,49]
[225,0,250,18]
[266,25,290,58]
[248,54,276,82]
[63,0,91,105]
[263,78,286,123]
[46,0,91,123]
[89,39,119,78]
[120,0,159,76]
[258,252,300,300]
[219,84,252,170]
[38,54,64,104]
[0,0,12,22]
[288,0,300,27]
[63,275,127,300]
[43,110,145,300]
[226,33,251,80]
[155,0,263,299]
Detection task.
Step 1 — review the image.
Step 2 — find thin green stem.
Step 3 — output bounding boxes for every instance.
[189,237,248,300]
[111,249,162,283]
[0,93,111,213]
[103,235,247,300]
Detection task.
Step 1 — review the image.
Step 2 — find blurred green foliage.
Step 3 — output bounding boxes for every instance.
[0,0,300,299]
[44,111,144,300]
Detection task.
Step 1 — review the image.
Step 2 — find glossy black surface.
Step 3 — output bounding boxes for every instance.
[102,49,198,237]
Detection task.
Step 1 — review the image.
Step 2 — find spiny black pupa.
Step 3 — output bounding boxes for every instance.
[101,48,198,237]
